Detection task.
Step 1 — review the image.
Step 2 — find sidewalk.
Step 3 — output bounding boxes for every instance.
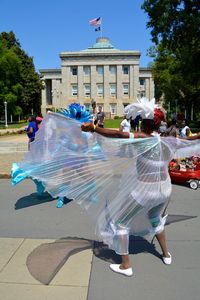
[0,133,27,178]
[0,237,92,300]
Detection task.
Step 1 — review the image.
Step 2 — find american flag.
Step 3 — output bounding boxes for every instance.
[89,17,101,26]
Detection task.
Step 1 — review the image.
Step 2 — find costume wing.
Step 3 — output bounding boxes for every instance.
[12,113,200,247]
[161,136,200,159]
[12,113,168,236]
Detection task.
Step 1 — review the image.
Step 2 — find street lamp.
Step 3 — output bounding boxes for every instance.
[4,101,8,128]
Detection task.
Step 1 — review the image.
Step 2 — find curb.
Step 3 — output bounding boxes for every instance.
[0,127,26,136]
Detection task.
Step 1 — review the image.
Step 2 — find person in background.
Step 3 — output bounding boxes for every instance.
[134,115,141,132]
[166,120,179,137]
[119,115,131,133]
[96,106,105,128]
[25,115,38,150]
[36,113,43,129]
[91,99,97,124]
[158,120,168,135]
[180,119,192,138]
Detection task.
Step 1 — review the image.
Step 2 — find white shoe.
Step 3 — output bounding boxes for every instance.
[163,252,172,265]
[109,264,133,276]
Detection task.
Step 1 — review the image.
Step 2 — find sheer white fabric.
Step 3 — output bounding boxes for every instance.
[17,113,200,254]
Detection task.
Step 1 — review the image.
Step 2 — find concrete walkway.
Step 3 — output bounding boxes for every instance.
[0,237,92,300]
[0,134,27,177]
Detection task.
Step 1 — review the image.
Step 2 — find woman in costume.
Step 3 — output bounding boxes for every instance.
[12,99,200,277]
[81,98,200,276]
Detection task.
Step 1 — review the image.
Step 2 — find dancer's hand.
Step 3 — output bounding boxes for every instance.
[81,122,95,132]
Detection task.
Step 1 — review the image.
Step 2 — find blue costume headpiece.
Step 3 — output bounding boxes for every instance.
[59,103,91,123]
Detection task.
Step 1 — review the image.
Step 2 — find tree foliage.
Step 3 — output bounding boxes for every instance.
[142,0,200,119]
[0,31,42,120]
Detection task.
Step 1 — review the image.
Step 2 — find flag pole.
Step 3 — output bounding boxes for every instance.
[100,17,103,38]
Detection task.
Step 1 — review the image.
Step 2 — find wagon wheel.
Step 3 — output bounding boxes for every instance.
[189,180,199,190]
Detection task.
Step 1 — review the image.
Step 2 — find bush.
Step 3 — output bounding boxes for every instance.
[114,116,120,119]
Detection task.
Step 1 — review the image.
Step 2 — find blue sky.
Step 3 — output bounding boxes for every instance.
[1,0,153,71]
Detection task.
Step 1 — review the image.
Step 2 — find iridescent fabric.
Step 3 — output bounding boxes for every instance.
[12,113,200,255]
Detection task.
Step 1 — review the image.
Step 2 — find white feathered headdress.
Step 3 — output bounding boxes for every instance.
[124,97,155,120]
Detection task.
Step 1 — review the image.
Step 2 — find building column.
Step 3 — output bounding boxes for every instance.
[61,66,70,107]
[52,79,62,110]
[133,65,139,101]
[103,65,110,100]
[129,65,134,100]
[149,77,155,100]
[145,78,150,99]
[91,65,96,100]
[117,65,122,99]
[78,65,84,102]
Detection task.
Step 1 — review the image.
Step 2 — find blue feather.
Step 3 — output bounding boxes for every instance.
[59,103,92,123]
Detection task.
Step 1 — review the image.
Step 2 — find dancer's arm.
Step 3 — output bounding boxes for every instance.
[81,123,150,138]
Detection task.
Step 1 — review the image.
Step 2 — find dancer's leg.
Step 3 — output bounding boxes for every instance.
[121,254,131,269]
[155,230,170,257]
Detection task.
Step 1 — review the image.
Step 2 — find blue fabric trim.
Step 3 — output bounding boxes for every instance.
[11,163,27,186]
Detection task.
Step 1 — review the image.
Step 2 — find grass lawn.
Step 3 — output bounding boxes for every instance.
[0,119,122,130]
[0,122,27,129]
[104,118,123,128]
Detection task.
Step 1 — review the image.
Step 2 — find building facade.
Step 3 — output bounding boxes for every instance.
[40,37,154,117]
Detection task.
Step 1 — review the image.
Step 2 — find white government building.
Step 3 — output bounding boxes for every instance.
[40,37,154,117]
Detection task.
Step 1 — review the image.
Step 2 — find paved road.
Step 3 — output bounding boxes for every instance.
[1,178,200,300]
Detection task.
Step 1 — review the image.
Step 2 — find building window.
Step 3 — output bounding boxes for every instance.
[97,84,103,96]
[71,66,78,76]
[123,66,129,74]
[97,66,103,75]
[109,66,116,75]
[84,84,91,97]
[110,104,117,114]
[110,84,116,96]
[71,85,78,96]
[139,78,145,86]
[123,84,129,95]
[83,66,90,76]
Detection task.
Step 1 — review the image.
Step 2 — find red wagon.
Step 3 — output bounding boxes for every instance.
[169,157,200,190]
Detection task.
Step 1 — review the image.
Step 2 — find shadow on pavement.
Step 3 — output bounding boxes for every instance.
[93,236,161,264]
[15,192,54,209]
[25,211,197,285]
[15,193,73,210]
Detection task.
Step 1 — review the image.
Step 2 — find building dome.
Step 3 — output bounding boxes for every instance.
[90,37,115,49]
[83,37,117,52]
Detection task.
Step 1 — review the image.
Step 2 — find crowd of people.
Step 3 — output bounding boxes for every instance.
[121,112,193,139]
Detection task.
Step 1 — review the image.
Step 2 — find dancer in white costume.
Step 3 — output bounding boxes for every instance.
[81,98,200,276]
[12,99,200,277]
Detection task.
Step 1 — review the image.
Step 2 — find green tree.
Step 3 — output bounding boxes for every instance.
[0,31,42,120]
[0,40,22,118]
[142,0,200,119]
